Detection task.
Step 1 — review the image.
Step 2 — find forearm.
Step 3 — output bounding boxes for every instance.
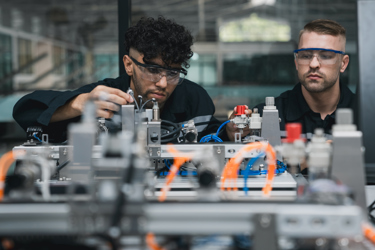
[50,93,89,123]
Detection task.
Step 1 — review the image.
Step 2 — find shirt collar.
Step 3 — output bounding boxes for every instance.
[285,82,354,121]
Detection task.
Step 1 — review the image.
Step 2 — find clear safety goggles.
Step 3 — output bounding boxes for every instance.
[130,56,187,85]
[294,48,345,65]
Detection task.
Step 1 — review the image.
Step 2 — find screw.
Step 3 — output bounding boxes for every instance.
[108,227,121,238]
[260,214,271,228]
[315,238,326,247]
[338,238,349,247]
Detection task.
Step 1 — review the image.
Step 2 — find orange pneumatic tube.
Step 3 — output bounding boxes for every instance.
[363,223,375,244]
[221,142,276,196]
[146,233,165,250]
[0,151,16,201]
[158,145,194,202]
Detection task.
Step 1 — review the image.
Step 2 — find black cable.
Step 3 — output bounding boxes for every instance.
[368,199,375,209]
[368,200,375,224]
[159,120,182,143]
[161,120,207,140]
[161,123,179,131]
[161,131,180,143]
[161,119,179,130]
[161,125,182,138]
[194,121,210,126]
[56,160,70,172]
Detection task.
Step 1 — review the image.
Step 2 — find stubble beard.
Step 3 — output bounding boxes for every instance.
[132,70,168,109]
[299,69,340,93]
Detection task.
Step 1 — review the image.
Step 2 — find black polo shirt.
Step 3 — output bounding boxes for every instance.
[13,74,221,143]
[254,82,355,140]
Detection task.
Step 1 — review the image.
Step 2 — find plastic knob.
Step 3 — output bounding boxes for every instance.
[284,123,303,143]
[236,105,246,116]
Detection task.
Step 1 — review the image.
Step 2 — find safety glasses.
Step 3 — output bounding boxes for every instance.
[294,48,345,65]
[130,56,187,85]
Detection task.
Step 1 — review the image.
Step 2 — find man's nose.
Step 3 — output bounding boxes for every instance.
[309,55,321,68]
[155,75,168,88]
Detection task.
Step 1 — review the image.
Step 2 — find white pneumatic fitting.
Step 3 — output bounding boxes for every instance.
[264,97,276,110]
[249,108,262,129]
[307,128,331,174]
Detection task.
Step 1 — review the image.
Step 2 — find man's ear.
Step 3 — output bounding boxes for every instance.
[340,54,349,73]
[123,55,133,76]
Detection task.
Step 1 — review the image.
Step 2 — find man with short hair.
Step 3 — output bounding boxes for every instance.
[13,17,230,142]
[226,19,355,140]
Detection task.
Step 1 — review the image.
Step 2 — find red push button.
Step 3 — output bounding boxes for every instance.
[236,105,246,116]
[283,123,305,143]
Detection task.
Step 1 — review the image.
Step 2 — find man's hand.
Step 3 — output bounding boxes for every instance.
[51,85,134,122]
[86,85,134,119]
[225,105,252,141]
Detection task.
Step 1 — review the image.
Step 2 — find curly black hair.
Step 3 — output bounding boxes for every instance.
[124,16,193,69]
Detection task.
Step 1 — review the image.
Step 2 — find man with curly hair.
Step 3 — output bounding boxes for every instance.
[13,17,227,143]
